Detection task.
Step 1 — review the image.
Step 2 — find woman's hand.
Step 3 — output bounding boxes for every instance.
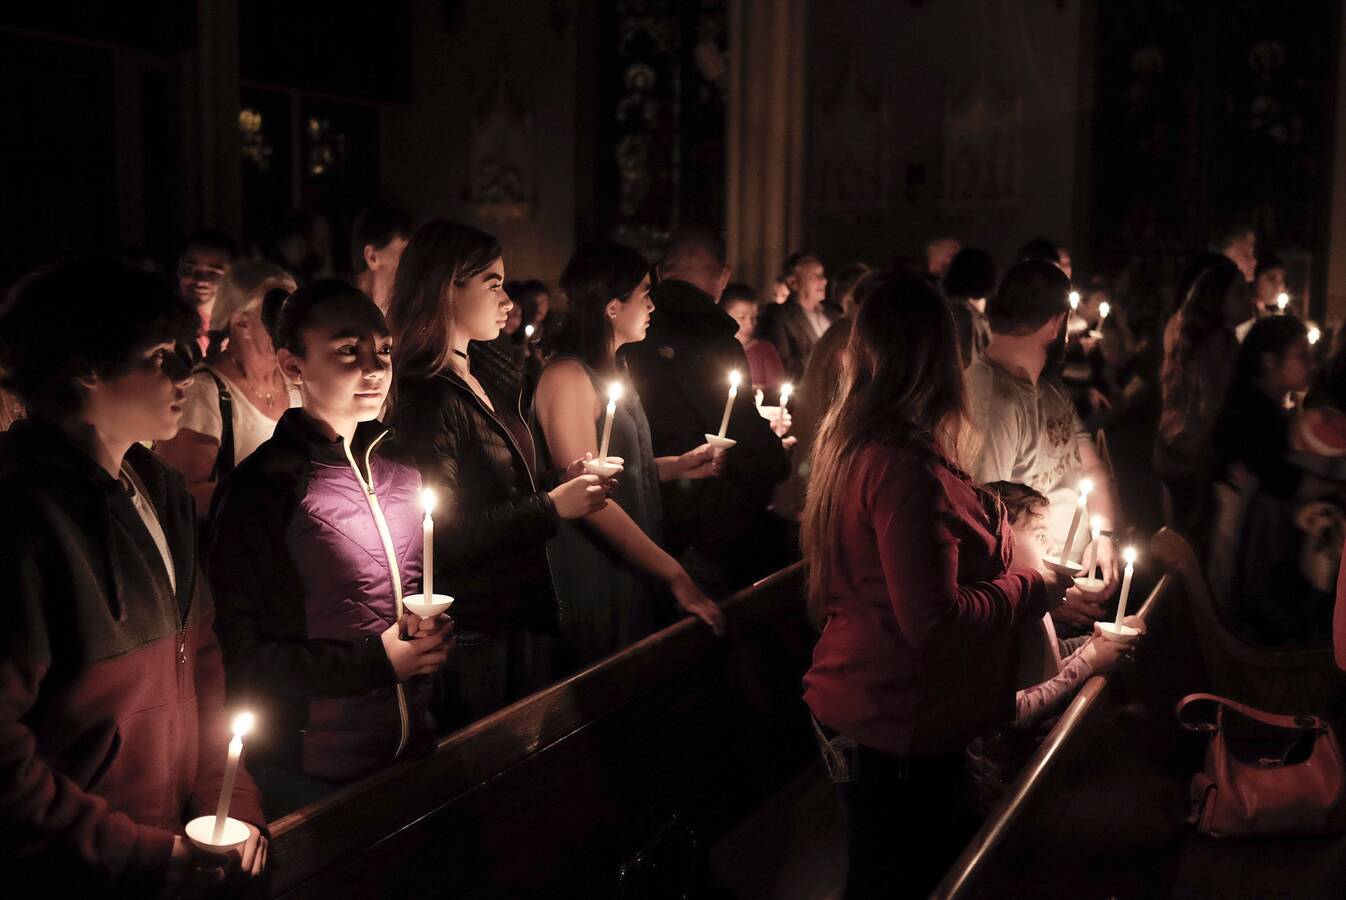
[1053,586,1108,629]
[165,825,268,898]
[675,444,720,480]
[1081,618,1143,672]
[549,473,609,519]
[669,571,727,636]
[1041,566,1075,610]
[381,616,452,681]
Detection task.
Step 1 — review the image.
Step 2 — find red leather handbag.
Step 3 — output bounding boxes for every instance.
[1177,693,1346,837]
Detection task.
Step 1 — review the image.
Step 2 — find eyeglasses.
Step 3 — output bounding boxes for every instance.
[177,261,227,283]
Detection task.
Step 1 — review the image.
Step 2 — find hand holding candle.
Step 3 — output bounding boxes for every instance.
[599,382,622,459]
[212,711,254,844]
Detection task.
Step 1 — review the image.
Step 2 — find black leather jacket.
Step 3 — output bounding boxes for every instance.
[389,343,560,633]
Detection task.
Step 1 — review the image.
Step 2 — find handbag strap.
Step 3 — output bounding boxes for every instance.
[1176,692,1327,735]
[199,367,235,483]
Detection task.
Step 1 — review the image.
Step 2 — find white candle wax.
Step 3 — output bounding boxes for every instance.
[1059,479,1092,567]
[420,489,436,602]
[717,371,741,439]
[1080,516,1103,576]
[599,382,622,459]
[213,712,254,844]
[1115,547,1137,624]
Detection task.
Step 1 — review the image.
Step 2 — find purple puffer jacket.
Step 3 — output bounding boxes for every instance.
[210,410,434,785]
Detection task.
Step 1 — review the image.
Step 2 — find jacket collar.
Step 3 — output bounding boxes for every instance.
[271,408,389,467]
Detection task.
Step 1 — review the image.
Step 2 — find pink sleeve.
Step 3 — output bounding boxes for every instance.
[870,453,1047,651]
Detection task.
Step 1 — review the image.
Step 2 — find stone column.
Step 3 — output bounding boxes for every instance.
[184,0,242,236]
[726,0,807,294]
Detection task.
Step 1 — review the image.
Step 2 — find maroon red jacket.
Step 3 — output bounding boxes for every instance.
[0,420,263,895]
[804,439,1048,756]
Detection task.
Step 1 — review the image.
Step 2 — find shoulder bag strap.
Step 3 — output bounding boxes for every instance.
[200,367,235,483]
[1177,692,1327,734]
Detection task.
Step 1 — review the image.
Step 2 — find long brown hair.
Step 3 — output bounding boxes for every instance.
[385,220,501,396]
[801,272,970,625]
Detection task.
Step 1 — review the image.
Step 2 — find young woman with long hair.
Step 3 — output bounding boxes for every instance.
[531,240,725,665]
[801,273,1069,899]
[385,220,608,725]
[1155,259,1254,548]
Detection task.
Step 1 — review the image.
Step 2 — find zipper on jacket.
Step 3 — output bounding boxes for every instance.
[342,430,411,759]
[442,372,538,492]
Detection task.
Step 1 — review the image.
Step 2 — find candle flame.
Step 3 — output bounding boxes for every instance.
[1309,326,1321,346]
[1277,292,1289,310]
[607,381,624,404]
[420,488,437,516]
[1123,546,1138,566]
[1090,514,1103,535]
[525,324,535,338]
[231,711,255,738]
[729,370,742,389]
[1069,290,1080,310]
[1099,301,1111,319]
[780,382,793,402]
[1079,477,1094,498]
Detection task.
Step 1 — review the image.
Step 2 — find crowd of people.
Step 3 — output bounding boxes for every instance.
[0,204,1339,897]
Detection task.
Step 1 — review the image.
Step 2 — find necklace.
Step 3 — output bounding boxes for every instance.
[224,353,277,408]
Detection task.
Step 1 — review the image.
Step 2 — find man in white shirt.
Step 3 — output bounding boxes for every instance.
[966,259,1121,631]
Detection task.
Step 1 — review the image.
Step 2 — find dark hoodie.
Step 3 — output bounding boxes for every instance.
[209,410,433,785]
[0,419,263,895]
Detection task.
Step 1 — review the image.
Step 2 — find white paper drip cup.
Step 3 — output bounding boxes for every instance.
[704,433,737,451]
[582,457,623,479]
[1096,622,1140,643]
[185,815,251,853]
[403,592,454,619]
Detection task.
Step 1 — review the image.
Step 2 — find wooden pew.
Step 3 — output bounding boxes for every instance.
[268,562,818,899]
[933,528,1346,899]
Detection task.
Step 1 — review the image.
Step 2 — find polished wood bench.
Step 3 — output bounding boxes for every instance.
[268,562,818,898]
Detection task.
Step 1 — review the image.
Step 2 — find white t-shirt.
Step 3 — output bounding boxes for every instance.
[177,366,301,468]
[121,463,176,594]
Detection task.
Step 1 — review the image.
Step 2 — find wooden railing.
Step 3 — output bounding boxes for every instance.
[267,562,815,898]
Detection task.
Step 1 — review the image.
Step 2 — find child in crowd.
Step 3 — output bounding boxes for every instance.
[209,281,451,819]
[966,482,1144,815]
[0,258,267,894]
[720,282,785,398]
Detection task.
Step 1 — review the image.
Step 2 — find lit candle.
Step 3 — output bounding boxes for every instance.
[1276,292,1289,314]
[1060,478,1093,567]
[1099,301,1111,321]
[780,382,793,410]
[1115,546,1137,624]
[1309,326,1322,346]
[525,323,535,339]
[213,711,255,844]
[1069,290,1080,311]
[1080,515,1103,576]
[420,488,436,603]
[717,370,741,439]
[599,382,622,459]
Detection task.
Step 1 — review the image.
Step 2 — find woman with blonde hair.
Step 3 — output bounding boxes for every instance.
[156,258,300,515]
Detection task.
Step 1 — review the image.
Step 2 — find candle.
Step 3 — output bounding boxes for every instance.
[1069,290,1080,311]
[1276,292,1289,314]
[780,382,793,410]
[213,711,255,844]
[1080,515,1103,577]
[717,370,741,439]
[1115,546,1137,624]
[1059,478,1093,567]
[420,488,436,602]
[525,323,535,339]
[599,382,622,458]
[1099,301,1111,321]
[1309,326,1322,346]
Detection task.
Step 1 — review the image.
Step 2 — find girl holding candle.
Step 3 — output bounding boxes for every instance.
[0,258,266,893]
[387,221,610,725]
[532,240,727,665]
[801,273,1072,898]
[209,280,451,818]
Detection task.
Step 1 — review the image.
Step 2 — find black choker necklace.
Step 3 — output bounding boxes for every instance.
[452,348,468,360]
